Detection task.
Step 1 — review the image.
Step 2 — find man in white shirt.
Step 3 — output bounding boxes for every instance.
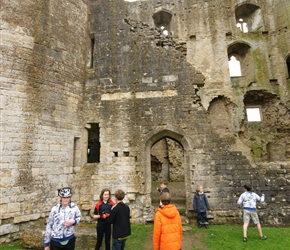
[237,184,267,242]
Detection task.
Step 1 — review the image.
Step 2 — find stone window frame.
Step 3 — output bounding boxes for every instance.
[235,3,264,33]
[227,42,254,81]
[152,9,173,36]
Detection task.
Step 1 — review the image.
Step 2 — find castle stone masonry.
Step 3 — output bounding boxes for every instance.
[1,0,290,245]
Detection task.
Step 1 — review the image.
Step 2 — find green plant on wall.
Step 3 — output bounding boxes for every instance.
[249,141,264,162]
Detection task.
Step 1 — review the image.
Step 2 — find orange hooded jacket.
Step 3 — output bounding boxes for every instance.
[153,204,182,250]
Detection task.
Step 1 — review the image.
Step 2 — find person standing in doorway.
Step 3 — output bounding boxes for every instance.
[157,180,170,207]
[44,187,82,250]
[107,189,131,250]
[157,180,170,194]
[193,185,210,229]
[92,188,115,250]
[237,184,267,242]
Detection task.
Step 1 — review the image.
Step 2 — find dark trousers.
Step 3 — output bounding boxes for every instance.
[112,238,126,250]
[50,237,76,250]
[197,212,208,224]
[95,223,112,250]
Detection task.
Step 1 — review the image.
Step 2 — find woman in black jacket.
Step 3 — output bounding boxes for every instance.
[92,189,115,250]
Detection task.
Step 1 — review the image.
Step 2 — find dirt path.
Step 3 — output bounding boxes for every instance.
[143,228,207,250]
[182,230,207,250]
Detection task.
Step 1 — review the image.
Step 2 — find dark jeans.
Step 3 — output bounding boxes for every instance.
[112,238,126,250]
[95,223,112,250]
[50,237,76,250]
[197,212,208,224]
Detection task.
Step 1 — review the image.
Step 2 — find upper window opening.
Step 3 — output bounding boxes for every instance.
[227,42,254,80]
[152,10,172,36]
[228,55,242,76]
[235,4,263,33]
[237,18,248,33]
[246,107,262,122]
[89,36,95,69]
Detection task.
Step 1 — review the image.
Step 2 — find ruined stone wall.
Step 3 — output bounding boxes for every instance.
[1,0,89,242]
[1,0,290,245]
[82,0,290,225]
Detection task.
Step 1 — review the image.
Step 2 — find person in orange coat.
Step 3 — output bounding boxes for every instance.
[153,192,182,250]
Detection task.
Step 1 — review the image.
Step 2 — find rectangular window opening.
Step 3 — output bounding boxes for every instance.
[90,36,95,69]
[87,123,100,163]
[246,107,262,122]
[123,151,130,157]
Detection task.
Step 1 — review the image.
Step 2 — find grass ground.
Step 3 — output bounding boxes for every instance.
[199,224,289,250]
[1,224,289,250]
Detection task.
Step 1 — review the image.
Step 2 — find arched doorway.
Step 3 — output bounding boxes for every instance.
[140,128,192,220]
[150,138,185,211]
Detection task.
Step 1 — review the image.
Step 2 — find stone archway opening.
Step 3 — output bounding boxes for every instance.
[150,137,186,216]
